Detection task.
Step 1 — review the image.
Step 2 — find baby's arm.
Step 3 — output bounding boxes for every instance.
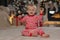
[18,15,26,23]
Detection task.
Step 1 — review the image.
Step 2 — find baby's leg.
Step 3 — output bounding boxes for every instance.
[38,29,49,38]
[22,29,31,36]
[38,29,45,36]
[29,29,38,37]
[22,29,38,37]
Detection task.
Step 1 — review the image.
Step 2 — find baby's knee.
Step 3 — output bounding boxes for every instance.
[22,29,38,37]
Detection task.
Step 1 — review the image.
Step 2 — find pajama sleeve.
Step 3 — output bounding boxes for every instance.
[18,16,26,23]
[39,13,43,21]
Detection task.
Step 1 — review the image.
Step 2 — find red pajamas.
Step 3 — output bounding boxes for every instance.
[19,15,45,36]
[22,28,45,36]
[39,13,43,27]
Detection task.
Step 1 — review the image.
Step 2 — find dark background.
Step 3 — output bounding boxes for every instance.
[0,0,8,7]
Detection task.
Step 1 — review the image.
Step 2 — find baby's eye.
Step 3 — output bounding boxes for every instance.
[32,9,35,11]
[28,9,31,11]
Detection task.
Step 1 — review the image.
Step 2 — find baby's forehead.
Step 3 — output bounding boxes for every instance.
[27,5,36,9]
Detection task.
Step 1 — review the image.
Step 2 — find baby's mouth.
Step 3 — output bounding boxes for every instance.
[30,12,33,14]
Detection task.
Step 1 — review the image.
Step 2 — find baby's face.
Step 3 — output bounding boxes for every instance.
[27,6,36,15]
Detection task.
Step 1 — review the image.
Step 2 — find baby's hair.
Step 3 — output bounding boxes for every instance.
[26,4,37,10]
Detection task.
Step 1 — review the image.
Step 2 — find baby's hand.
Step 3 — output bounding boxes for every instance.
[18,15,22,18]
[40,8,44,12]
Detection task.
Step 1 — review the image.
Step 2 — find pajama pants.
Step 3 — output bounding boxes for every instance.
[22,28,45,36]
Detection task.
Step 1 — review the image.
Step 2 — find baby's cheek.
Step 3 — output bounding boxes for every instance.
[33,11,36,13]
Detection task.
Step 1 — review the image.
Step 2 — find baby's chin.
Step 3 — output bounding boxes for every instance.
[28,13,35,15]
[29,14,35,15]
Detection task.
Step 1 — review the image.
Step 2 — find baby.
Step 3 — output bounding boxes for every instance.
[18,4,49,37]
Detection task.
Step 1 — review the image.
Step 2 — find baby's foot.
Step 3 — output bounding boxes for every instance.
[41,34,50,38]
